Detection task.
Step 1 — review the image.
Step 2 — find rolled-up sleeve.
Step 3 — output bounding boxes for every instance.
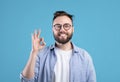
[20,54,40,82]
[20,73,35,82]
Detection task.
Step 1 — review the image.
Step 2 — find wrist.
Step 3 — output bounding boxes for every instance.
[31,49,39,54]
[30,50,39,57]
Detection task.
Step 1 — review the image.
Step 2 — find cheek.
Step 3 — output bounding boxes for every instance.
[53,31,58,36]
[68,29,73,34]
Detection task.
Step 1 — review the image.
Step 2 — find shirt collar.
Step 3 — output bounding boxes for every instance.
[50,42,79,53]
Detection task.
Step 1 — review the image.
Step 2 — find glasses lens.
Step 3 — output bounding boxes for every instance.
[63,24,71,30]
[54,23,72,31]
[54,24,61,30]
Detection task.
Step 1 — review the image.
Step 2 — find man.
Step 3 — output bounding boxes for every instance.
[20,11,96,82]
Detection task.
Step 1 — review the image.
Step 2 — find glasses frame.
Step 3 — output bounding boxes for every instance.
[53,23,73,31]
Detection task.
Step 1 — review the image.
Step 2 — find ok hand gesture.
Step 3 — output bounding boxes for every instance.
[31,30,46,53]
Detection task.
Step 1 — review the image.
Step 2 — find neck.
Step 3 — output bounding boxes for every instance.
[55,41,73,51]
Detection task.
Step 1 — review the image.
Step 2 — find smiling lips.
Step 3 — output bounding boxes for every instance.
[58,34,67,39]
[60,34,66,36]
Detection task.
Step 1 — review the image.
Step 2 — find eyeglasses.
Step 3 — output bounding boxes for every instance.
[53,23,72,31]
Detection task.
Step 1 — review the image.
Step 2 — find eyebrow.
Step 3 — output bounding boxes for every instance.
[54,23,71,25]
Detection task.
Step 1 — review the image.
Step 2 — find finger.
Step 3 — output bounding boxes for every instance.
[37,29,41,38]
[31,33,35,47]
[33,31,35,39]
[40,38,44,42]
[42,41,46,46]
[39,38,43,44]
[38,40,46,49]
[34,30,37,39]
[41,38,46,46]
[31,33,34,41]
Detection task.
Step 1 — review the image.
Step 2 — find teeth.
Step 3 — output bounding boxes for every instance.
[60,34,66,36]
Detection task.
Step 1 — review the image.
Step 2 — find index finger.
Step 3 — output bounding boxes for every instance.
[37,29,41,38]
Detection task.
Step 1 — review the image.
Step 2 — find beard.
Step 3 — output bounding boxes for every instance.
[53,32,73,44]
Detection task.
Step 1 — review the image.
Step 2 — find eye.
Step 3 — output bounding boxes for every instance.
[63,24,71,29]
[64,24,69,27]
[54,24,61,30]
[57,25,61,28]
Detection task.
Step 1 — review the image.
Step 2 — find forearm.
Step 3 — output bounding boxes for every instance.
[22,51,38,79]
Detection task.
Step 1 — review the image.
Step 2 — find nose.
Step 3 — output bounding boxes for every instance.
[59,26,65,32]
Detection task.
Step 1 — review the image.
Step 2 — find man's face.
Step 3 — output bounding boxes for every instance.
[52,16,74,44]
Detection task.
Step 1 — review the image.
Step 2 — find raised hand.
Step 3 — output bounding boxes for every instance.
[22,30,46,79]
[31,30,46,53]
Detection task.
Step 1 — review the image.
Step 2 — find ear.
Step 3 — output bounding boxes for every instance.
[52,27,54,32]
[72,26,74,33]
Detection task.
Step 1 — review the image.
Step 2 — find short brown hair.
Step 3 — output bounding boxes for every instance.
[53,11,73,22]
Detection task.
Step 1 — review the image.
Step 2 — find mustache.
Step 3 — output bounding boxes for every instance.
[58,32,68,36]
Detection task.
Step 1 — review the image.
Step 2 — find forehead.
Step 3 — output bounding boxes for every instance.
[53,16,72,25]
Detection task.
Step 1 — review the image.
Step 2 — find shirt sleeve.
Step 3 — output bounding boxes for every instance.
[20,54,40,82]
[84,51,97,82]
[20,73,34,82]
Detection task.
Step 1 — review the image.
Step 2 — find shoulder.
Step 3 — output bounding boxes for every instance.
[73,44,93,62]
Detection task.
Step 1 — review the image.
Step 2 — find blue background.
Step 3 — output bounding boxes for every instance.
[0,0,120,82]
